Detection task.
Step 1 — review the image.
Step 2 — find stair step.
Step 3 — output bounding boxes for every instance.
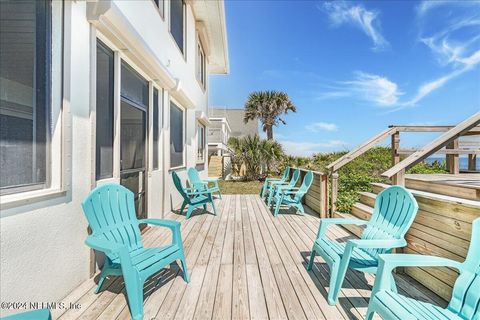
[405,177,479,201]
[351,202,373,220]
[332,211,364,238]
[358,191,376,207]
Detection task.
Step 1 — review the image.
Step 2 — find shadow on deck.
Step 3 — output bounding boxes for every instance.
[54,195,446,320]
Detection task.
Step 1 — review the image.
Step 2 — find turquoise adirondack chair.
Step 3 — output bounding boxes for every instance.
[272,170,314,216]
[260,166,290,198]
[267,168,300,207]
[307,185,418,305]
[2,309,51,320]
[172,171,217,219]
[367,217,480,320]
[81,183,189,320]
[187,167,221,199]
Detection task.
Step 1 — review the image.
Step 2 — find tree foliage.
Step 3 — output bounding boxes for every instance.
[244,90,296,140]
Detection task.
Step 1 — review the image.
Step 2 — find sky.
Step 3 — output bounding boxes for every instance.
[209,0,480,156]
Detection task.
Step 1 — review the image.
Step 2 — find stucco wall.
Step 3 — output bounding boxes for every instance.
[0,0,218,316]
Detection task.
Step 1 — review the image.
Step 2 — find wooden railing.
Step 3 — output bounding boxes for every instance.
[324,112,480,215]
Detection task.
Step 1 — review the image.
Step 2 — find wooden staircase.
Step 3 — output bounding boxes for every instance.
[335,181,480,302]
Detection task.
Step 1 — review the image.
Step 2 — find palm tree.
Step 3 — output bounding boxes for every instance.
[244,90,296,140]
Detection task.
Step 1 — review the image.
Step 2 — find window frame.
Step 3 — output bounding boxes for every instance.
[169,0,186,57]
[197,123,206,164]
[95,39,115,181]
[0,0,65,199]
[196,36,207,90]
[152,0,165,20]
[152,87,162,171]
[169,99,185,170]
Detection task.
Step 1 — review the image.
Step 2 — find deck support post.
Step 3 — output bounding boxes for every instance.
[468,154,477,171]
[391,132,400,166]
[446,139,460,174]
[392,169,405,186]
[330,172,339,216]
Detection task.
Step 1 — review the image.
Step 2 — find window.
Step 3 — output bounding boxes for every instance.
[170,102,184,168]
[95,41,114,180]
[154,0,164,18]
[170,0,185,54]
[152,88,160,170]
[196,39,206,88]
[197,124,205,163]
[0,0,51,194]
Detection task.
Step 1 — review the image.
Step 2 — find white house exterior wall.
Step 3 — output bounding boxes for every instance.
[0,0,227,316]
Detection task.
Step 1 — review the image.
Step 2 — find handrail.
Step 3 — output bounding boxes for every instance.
[326,127,398,172]
[382,112,480,178]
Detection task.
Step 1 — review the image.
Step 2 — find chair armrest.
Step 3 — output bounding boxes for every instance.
[85,234,126,255]
[317,218,368,239]
[139,218,182,245]
[139,218,180,230]
[348,239,407,249]
[204,178,219,183]
[186,189,213,196]
[371,253,463,295]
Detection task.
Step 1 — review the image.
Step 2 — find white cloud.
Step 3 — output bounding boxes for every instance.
[346,72,402,106]
[305,122,338,132]
[322,1,389,51]
[279,140,347,157]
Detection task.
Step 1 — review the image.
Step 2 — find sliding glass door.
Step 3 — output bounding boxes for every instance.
[120,62,148,221]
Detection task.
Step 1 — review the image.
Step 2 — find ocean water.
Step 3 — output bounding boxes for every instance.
[426,156,479,170]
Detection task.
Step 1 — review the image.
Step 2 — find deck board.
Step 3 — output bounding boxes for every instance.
[59,194,446,320]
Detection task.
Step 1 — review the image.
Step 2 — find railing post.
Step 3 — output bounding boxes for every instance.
[391,131,400,166]
[392,168,405,186]
[330,171,338,215]
[468,154,477,171]
[446,139,459,174]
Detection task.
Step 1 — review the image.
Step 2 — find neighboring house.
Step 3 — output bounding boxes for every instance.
[208,107,258,155]
[0,0,228,315]
[207,108,258,177]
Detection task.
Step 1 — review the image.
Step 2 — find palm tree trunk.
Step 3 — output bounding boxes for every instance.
[266,126,273,140]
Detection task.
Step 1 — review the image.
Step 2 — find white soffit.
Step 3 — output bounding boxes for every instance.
[191,0,229,74]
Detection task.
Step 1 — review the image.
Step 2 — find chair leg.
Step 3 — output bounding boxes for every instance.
[267,189,275,207]
[211,199,217,216]
[307,250,316,270]
[180,255,190,283]
[179,201,187,215]
[366,306,375,320]
[123,272,144,320]
[95,271,108,294]
[297,203,305,215]
[186,205,195,219]
[327,261,341,305]
[203,204,207,211]
[329,256,350,305]
[217,190,222,200]
[274,197,282,217]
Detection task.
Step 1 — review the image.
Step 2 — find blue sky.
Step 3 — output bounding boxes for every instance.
[209,0,480,156]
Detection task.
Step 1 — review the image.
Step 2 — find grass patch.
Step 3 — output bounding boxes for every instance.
[218,180,263,195]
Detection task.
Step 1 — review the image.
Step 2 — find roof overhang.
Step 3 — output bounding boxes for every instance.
[190,1,229,74]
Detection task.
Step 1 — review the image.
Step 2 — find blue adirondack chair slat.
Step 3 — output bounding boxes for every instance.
[266,168,301,207]
[172,171,217,219]
[307,185,419,305]
[367,217,480,320]
[260,166,290,198]
[82,183,189,320]
[271,170,314,216]
[187,167,222,199]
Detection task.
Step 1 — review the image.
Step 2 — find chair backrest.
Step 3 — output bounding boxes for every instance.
[295,171,314,201]
[81,183,143,260]
[281,167,291,181]
[287,169,301,188]
[448,217,480,319]
[172,171,188,201]
[187,167,202,188]
[361,186,418,257]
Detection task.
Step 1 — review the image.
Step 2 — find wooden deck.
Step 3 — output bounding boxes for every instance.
[54,195,446,320]
[405,173,480,200]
